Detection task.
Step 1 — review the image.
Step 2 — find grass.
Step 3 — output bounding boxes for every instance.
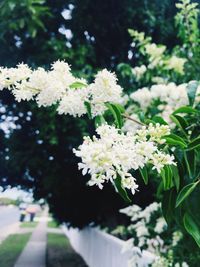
[47,233,88,267]
[0,233,31,267]
[48,220,60,228]
[20,221,38,228]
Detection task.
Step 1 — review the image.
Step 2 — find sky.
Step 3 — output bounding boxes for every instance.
[0,187,33,202]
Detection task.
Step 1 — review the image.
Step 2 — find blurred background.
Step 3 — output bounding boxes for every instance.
[0,0,199,229]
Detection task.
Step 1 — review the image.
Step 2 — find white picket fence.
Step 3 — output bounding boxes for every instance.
[63,226,155,267]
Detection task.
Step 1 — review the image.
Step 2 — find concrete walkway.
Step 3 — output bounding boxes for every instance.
[14,218,47,267]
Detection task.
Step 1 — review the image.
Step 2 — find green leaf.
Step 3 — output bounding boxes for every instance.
[170,114,188,136]
[114,103,125,113]
[186,81,199,106]
[184,212,200,247]
[84,101,92,119]
[173,106,198,115]
[171,165,180,191]
[176,181,199,208]
[152,116,168,125]
[164,134,187,149]
[69,81,87,89]
[183,151,194,178]
[186,150,196,176]
[113,175,131,203]
[105,103,124,128]
[162,188,176,225]
[95,115,106,127]
[139,167,148,185]
[160,165,174,190]
[187,136,200,151]
[160,165,173,191]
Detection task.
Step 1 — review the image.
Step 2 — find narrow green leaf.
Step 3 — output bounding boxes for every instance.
[176,181,199,208]
[105,103,124,128]
[170,114,188,137]
[161,165,174,190]
[95,115,106,127]
[186,81,199,106]
[69,81,87,89]
[139,167,148,185]
[164,134,187,149]
[184,212,200,248]
[113,103,125,113]
[186,150,196,176]
[184,150,195,178]
[173,106,198,115]
[84,101,92,119]
[162,188,176,225]
[113,175,131,203]
[187,136,200,151]
[152,116,168,125]
[171,165,180,191]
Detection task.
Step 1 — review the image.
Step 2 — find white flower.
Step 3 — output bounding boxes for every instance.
[151,151,176,173]
[145,43,166,69]
[0,64,32,89]
[89,69,123,117]
[120,205,141,218]
[165,56,187,74]
[130,87,152,109]
[51,60,71,73]
[134,220,149,237]
[155,217,167,234]
[130,83,190,127]
[74,124,175,192]
[121,175,139,195]
[172,231,183,246]
[152,256,170,267]
[140,202,160,223]
[132,65,147,80]
[175,262,189,267]
[57,87,89,117]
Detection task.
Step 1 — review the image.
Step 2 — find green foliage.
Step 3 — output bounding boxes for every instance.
[105,103,124,129]
[113,175,131,203]
[0,233,31,267]
[176,181,200,207]
[139,167,148,185]
[184,212,200,248]
[118,0,200,89]
[0,0,51,38]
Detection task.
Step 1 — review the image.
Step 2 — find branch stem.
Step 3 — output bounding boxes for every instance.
[123,114,145,126]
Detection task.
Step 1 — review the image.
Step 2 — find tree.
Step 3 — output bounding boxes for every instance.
[0,0,179,227]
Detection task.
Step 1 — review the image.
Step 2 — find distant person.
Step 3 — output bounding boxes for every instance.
[26,204,38,222]
[19,202,27,222]
[19,208,27,222]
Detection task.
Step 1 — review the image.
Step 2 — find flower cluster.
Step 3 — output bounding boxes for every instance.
[130,82,200,125]
[73,124,175,194]
[131,65,147,81]
[118,202,188,267]
[88,69,123,117]
[0,61,123,118]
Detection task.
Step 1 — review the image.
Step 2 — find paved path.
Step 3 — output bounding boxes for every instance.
[14,215,47,267]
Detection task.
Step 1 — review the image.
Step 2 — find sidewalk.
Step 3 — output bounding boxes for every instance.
[14,217,47,267]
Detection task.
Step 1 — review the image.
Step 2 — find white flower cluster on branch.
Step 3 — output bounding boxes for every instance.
[73,124,175,194]
[130,82,200,125]
[0,61,123,118]
[0,60,176,197]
